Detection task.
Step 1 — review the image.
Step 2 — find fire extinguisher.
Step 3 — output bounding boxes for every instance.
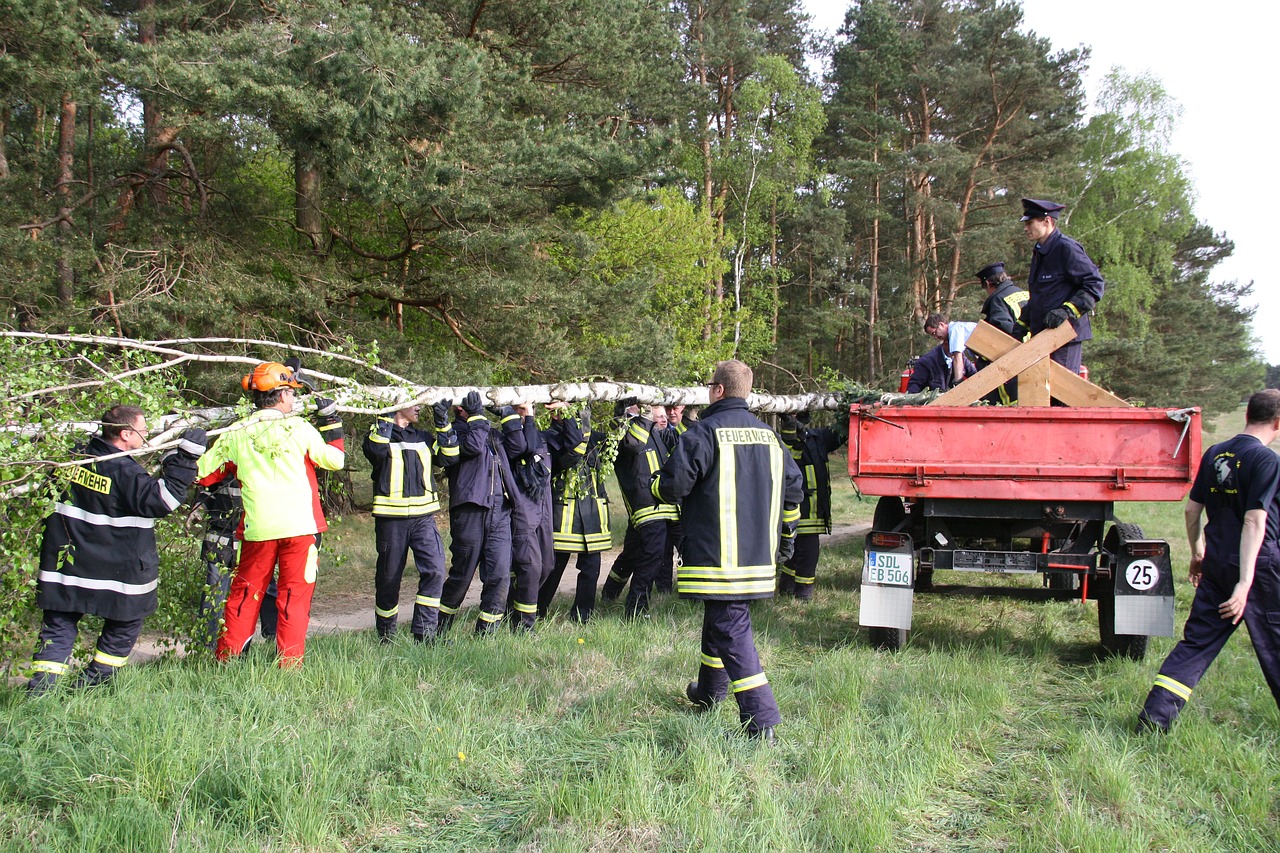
[1079,363,1089,381]
[899,359,915,393]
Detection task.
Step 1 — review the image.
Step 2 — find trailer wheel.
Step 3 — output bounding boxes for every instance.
[869,626,908,651]
[1097,523,1150,661]
[872,496,907,531]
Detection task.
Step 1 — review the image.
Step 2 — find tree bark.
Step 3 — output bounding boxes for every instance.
[55,94,77,307]
[295,149,324,253]
[0,107,10,179]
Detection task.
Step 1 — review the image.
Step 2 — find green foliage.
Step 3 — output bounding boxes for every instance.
[0,338,210,667]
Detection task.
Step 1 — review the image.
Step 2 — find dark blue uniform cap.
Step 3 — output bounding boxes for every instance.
[976,262,1005,281]
[1020,198,1065,221]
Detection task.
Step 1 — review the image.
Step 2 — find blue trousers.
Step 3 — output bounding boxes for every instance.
[374,514,446,639]
[30,609,145,687]
[693,600,781,732]
[441,500,512,634]
[602,521,667,617]
[538,550,601,622]
[1139,561,1280,730]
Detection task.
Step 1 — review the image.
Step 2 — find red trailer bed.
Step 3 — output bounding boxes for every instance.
[848,406,1200,503]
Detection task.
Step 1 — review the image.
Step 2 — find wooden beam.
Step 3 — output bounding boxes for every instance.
[928,324,1076,406]
[965,322,1128,407]
[1019,359,1051,406]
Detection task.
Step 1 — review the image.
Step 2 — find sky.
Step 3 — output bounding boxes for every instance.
[801,0,1280,364]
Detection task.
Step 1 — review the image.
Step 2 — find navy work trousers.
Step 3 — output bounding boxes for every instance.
[1139,562,1280,730]
[538,551,601,623]
[693,600,781,733]
[374,514,446,640]
[601,520,667,618]
[440,499,512,634]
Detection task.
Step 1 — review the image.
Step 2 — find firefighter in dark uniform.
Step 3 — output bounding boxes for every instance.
[508,401,556,631]
[1138,389,1280,732]
[28,405,205,692]
[655,404,688,594]
[537,406,611,623]
[191,474,277,648]
[1020,198,1105,374]
[601,400,678,618]
[906,344,957,394]
[439,391,526,635]
[777,411,847,600]
[362,397,459,643]
[652,360,804,740]
[976,261,1030,403]
[977,261,1029,339]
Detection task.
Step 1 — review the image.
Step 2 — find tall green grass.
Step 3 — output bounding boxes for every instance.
[3,409,1276,851]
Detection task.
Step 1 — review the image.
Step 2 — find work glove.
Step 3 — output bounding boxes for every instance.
[461,391,484,417]
[177,427,207,458]
[432,399,452,428]
[486,404,516,419]
[282,357,316,391]
[373,418,394,439]
[776,535,796,564]
[779,414,799,433]
[578,406,591,432]
[614,397,639,418]
[1044,307,1073,329]
[312,397,344,441]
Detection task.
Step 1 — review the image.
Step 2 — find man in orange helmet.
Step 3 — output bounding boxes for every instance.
[196,361,345,666]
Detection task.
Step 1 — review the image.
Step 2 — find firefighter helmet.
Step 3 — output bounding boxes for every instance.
[242,362,305,393]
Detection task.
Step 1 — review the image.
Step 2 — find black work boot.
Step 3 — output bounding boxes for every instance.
[26,671,61,696]
[72,664,116,690]
[686,681,723,712]
[746,726,777,744]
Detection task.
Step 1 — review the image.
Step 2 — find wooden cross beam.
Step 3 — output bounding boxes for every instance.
[928,322,1127,407]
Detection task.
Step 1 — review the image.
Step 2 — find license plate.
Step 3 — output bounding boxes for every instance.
[865,550,913,586]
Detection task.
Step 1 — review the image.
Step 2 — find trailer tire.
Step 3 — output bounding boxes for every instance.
[1098,523,1150,661]
[872,496,907,532]
[869,626,907,652]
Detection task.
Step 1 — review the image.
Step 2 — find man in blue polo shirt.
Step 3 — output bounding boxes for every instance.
[1137,389,1280,732]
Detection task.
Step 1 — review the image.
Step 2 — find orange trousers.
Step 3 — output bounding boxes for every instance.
[217,534,318,666]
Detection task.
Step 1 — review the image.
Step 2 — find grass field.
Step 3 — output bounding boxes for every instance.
[2,409,1277,851]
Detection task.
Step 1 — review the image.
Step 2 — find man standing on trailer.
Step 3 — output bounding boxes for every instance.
[651,360,803,741]
[1020,197,1105,374]
[1137,389,1280,732]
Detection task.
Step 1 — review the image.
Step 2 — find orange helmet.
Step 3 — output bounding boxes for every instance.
[242,362,305,393]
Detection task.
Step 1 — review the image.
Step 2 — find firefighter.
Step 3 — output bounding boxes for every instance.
[361,397,459,643]
[1020,197,1105,374]
[600,400,678,618]
[977,261,1029,340]
[438,391,525,635]
[190,473,277,649]
[507,401,556,631]
[777,411,847,600]
[656,403,687,594]
[652,360,804,741]
[28,405,205,693]
[1137,389,1280,733]
[537,405,611,623]
[197,361,345,667]
[906,345,955,394]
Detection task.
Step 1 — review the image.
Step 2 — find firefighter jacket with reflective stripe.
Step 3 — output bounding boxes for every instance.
[546,415,612,553]
[38,435,200,621]
[197,409,344,541]
[445,413,525,509]
[652,398,803,601]
[981,280,1030,339]
[778,423,847,535]
[615,414,678,527]
[362,418,459,517]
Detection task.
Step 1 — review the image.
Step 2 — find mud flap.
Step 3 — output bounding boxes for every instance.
[1113,540,1175,637]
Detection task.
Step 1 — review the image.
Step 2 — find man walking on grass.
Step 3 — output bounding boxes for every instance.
[651,360,803,741]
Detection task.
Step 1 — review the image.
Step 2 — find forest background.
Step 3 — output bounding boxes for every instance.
[1,0,1271,410]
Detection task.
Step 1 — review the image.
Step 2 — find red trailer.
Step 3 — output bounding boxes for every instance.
[850,404,1201,658]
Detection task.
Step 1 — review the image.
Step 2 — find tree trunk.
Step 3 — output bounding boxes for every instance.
[0,107,10,179]
[55,94,77,307]
[295,150,324,253]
